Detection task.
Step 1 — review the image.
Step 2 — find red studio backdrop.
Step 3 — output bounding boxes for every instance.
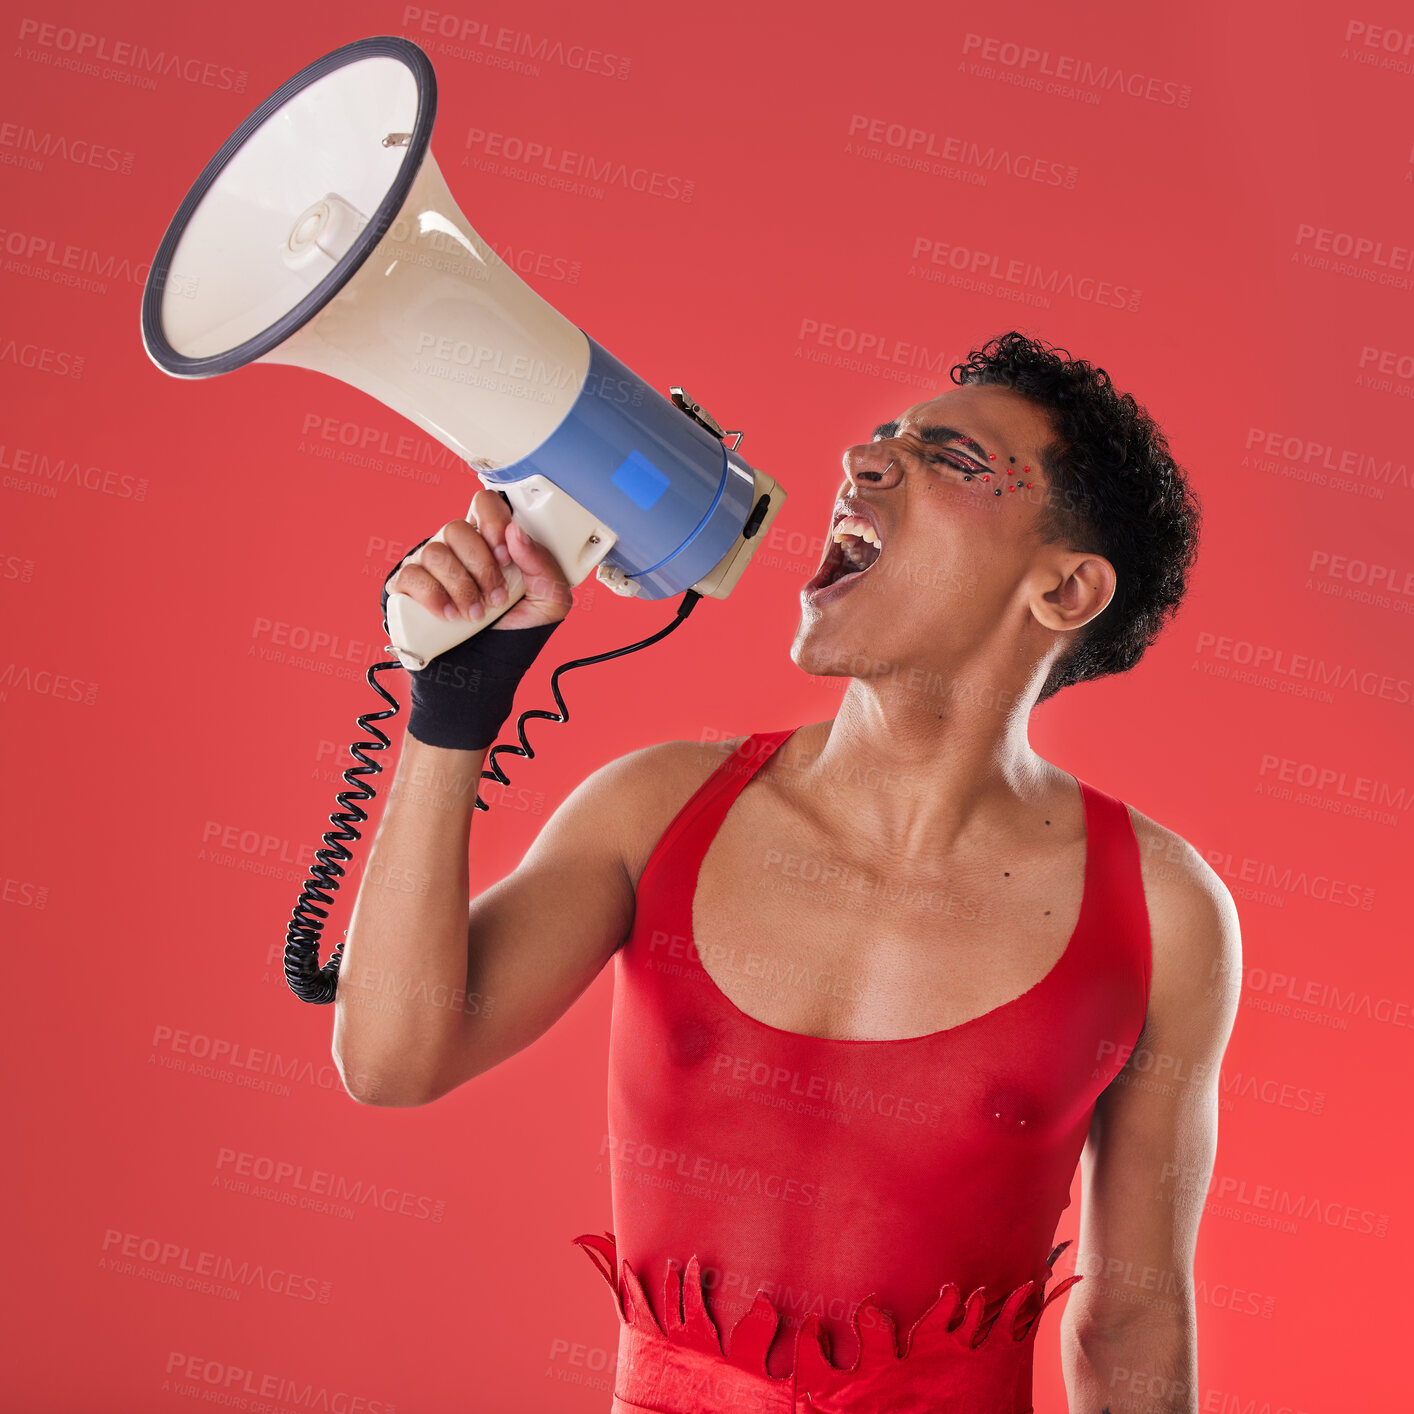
[3,0,1410,1409]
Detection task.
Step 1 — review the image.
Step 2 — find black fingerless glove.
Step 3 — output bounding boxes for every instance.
[381,537,563,752]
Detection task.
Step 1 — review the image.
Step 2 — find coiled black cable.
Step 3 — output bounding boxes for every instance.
[282,588,702,1004]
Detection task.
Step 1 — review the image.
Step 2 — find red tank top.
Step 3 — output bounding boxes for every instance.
[576,727,1152,1408]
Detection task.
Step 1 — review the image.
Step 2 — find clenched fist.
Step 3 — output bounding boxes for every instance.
[385,487,573,631]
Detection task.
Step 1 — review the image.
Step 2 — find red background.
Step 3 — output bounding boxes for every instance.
[4,0,1411,1409]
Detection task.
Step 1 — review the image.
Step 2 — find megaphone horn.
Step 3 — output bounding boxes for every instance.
[140,35,785,672]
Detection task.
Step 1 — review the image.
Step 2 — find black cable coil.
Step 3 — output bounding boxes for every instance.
[281,590,701,1004]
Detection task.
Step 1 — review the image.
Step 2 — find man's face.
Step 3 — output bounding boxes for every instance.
[791,383,1067,681]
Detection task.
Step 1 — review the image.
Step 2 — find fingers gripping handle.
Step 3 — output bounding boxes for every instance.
[382,475,618,672]
[385,543,525,671]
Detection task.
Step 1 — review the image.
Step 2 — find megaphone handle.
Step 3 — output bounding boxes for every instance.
[385,559,527,670]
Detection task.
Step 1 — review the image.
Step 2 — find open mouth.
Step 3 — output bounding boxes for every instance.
[806,515,884,593]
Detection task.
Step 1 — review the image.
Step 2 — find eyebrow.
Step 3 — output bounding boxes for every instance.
[872,420,993,468]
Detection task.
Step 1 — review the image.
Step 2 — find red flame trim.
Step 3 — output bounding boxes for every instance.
[572,1230,1082,1406]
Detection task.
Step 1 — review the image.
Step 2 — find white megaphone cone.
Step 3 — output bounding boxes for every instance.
[141,36,784,670]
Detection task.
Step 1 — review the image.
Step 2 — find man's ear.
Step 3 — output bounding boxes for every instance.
[1030,552,1116,634]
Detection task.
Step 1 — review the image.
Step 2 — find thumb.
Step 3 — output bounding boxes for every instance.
[505,518,573,616]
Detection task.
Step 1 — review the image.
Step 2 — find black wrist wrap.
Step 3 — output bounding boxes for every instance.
[381,539,562,752]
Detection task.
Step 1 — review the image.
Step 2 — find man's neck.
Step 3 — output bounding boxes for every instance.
[784,676,1062,864]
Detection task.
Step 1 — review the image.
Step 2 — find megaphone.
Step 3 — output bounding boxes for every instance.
[139,34,789,1006]
[140,34,785,672]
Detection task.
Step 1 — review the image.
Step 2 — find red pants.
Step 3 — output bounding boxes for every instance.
[573,1232,1082,1414]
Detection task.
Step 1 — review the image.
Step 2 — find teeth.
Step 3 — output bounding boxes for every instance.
[831,515,882,547]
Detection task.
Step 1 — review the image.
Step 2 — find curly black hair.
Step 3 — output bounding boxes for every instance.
[949,329,1202,704]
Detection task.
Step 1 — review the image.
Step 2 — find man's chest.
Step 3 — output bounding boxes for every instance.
[690,792,1089,1043]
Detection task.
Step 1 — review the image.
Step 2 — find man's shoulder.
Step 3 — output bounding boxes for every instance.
[1121,800,1242,1031]
[610,726,808,792]
[595,733,755,886]
[1122,801,1235,918]
[609,732,752,786]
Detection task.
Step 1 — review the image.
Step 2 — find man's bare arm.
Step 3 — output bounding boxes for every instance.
[1060,813,1243,1414]
[330,734,490,1105]
[331,732,719,1106]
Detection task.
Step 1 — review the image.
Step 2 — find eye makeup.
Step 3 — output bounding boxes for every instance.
[872,419,993,475]
[869,421,1037,498]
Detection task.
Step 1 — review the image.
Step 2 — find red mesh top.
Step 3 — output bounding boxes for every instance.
[583,726,1151,1396]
